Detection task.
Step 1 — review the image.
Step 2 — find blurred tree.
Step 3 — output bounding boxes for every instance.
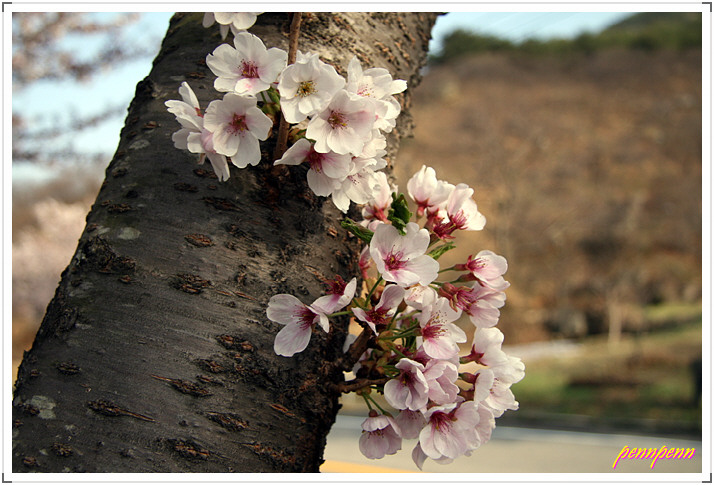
[12,12,157,165]
[11,12,438,472]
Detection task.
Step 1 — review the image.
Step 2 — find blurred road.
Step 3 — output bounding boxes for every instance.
[322,414,703,474]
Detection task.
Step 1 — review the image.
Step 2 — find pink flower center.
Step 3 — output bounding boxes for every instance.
[430,411,453,432]
[295,306,317,330]
[228,113,248,134]
[325,275,347,295]
[454,288,478,312]
[400,370,416,387]
[366,307,390,327]
[421,321,445,341]
[439,283,477,313]
[357,84,374,97]
[327,110,347,129]
[240,60,259,78]
[384,250,406,272]
[450,210,469,230]
[306,149,325,174]
[467,257,486,272]
[297,80,316,97]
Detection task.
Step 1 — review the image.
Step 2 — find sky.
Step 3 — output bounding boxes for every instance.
[7,10,655,183]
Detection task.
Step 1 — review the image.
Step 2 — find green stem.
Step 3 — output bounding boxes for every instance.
[366,276,383,303]
[392,347,408,360]
[329,310,353,318]
[364,394,389,415]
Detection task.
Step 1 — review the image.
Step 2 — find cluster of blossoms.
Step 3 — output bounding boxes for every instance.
[167,12,405,214]
[166,13,523,470]
[267,164,524,468]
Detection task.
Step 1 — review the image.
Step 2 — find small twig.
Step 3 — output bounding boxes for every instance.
[336,377,390,394]
[273,12,303,162]
[341,327,374,371]
[287,13,303,65]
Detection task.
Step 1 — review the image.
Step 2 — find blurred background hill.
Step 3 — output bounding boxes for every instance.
[12,11,703,438]
[396,11,702,435]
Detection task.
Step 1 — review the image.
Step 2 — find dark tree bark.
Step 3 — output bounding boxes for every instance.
[12,12,437,473]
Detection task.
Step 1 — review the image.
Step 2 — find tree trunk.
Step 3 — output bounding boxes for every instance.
[12,12,437,473]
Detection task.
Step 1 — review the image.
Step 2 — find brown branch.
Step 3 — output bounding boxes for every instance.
[341,327,374,371]
[286,13,303,65]
[273,12,303,162]
[336,377,389,394]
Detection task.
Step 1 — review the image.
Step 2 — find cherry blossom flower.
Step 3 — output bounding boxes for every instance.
[370,222,439,287]
[407,165,454,218]
[466,327,508,366]
[166,82,203,151]
[165,81,201,120]
[393,409,426,439]
[474,404,496,446]
[203,93,272,167]
[433,183,486,239]
[207,32,287,95]
[321,275,357,314]
[438,282,506,328]
[423,359,460,405]
[306,89,375,156]
[353,284,405,334]
[358,132,388,162]
[418,400,480,461]
[403,284,438,311]
[203,12,262,39]
[482,378,519,418]
[186,129,232,182]
[417,297,466,360]
[267,294,333,357]
[274,138,352,196]
[345,56,407,133]
[166,82,232,181]
[384,358,429,411]
[361,170,395,223]
[447,183,486,229]
[454,250,509,291]
[358,411,402,459]
[278,52,346,123]
[467,368,495,402]
[166,82,203,153]
[331,158,380,212]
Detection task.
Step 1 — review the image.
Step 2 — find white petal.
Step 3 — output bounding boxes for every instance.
[205,152,231,181]
[232,133,261,168]
[274,323,312,357]
[307,169,339,196]
[246,107,273,140]
[266,294,304,325]
[275,138,311,166]
[378,285,405,311]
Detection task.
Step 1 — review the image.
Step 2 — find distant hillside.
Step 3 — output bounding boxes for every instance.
[398,48,702,343]
[431,12,702,64]
[606,12,701,31]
